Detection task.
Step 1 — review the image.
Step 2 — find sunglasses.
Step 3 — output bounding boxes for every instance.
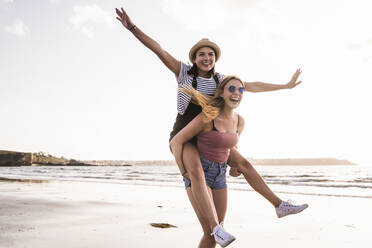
[228,85,245,94]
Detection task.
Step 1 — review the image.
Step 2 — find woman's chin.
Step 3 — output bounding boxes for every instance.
[226,101,240,109]
[198,66,213,74]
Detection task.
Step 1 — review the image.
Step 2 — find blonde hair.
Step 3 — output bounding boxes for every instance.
[180,75,244,123]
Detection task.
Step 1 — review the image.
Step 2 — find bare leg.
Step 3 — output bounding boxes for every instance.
[228,148,282,207]
[212,188,228,223]
[186,188,216,248]
[197,188,228,248]
[182,143,219,231]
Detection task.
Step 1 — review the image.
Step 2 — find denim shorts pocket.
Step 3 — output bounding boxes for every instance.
[217,165,224,176]
[221,163,227,172]
[201,161,210,173]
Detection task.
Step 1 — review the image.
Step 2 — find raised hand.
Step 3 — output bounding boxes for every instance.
[285,68,302,89]
[115,7,135,30]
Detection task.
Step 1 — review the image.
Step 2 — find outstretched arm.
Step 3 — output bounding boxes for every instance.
[244,69,302,92]
[115,8,181,76]
[170,114,205,176]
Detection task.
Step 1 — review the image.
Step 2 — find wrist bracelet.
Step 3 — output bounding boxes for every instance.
[129,25,137,31]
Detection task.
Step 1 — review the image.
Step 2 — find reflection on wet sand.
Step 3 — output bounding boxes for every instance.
[0,177,49,183]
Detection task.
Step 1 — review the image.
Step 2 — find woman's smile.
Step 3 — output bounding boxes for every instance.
[229,96,240,104]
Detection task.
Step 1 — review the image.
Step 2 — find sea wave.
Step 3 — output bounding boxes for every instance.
[1,165,372,199]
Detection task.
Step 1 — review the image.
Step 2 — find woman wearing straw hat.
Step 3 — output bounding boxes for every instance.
[115,6,308,244]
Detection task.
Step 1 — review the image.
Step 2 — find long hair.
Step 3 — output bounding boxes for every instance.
[180,76,244,123]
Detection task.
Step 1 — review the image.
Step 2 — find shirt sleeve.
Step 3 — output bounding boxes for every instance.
[176,62,192,86]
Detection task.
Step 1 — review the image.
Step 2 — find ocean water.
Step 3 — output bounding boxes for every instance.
[0,164,371,199]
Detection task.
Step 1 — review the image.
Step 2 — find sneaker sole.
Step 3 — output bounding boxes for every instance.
[220,237,236,248]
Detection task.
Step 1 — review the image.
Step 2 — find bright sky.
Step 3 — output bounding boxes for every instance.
[1,0,371,165]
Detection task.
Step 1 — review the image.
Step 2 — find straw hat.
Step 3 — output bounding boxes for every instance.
[189,38,221,63]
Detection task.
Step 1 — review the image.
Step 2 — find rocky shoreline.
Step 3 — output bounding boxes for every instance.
[0,150,96,167]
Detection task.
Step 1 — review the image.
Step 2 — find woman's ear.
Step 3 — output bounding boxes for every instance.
[219,87,225,97]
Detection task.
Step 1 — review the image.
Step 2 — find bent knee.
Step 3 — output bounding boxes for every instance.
[182,143,203,178]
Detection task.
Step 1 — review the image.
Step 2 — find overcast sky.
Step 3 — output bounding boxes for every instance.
[1,0,371,165]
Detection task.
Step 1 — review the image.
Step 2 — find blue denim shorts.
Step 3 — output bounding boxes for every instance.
[183,157,227,190]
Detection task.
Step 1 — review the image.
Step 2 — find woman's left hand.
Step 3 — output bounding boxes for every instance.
[285,68,302,89]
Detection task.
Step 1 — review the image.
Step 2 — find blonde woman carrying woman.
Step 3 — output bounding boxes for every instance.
[171,76,246,247]
[115,7,308,247]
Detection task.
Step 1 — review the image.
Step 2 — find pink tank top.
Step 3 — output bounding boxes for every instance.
[197,118,239,163]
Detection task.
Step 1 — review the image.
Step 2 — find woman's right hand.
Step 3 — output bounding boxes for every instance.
[229,167,242,177]
[115,7,134,30]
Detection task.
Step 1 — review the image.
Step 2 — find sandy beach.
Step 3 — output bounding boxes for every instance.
[1,179,371,248]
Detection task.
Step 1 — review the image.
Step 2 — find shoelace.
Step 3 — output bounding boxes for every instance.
[210,225,227,241]
[210,222,225,236]
[283,200,296,207]
[210,225,220,237]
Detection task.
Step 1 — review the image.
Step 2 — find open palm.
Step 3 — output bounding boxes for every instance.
[115,8,134,29]
[286,68,302,89]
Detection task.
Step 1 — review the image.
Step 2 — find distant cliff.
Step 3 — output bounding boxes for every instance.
[0,150,32,166]
[0,150,91,166]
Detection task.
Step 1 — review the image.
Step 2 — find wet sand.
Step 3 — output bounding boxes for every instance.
[0,180,371,247]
